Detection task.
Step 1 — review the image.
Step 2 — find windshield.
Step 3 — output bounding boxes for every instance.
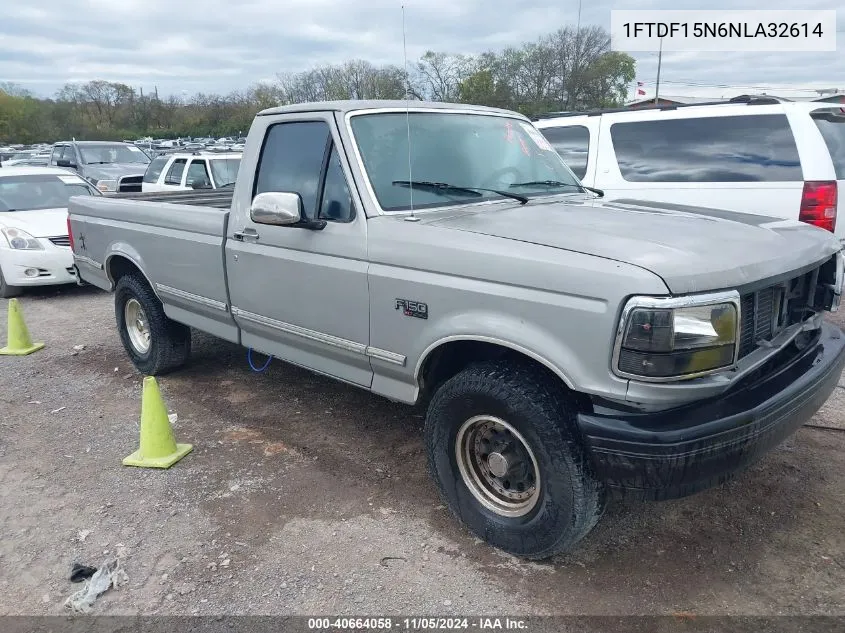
[349,111,582,212]
[0,174,99,212]
[209,158,241,187]
[79,144,150,165]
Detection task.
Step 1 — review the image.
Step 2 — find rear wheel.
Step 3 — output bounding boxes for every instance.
[0,267,22,299]
[115,274,191,375]
[425,360,605,559]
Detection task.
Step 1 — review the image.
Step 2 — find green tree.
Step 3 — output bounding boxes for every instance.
[578,51,636,109]
[458,69,512,109]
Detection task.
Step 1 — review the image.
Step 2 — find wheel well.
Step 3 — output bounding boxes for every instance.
[418,340,577,405]
[108,256,145,288]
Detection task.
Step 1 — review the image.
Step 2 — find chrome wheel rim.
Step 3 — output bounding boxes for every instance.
[124,298,151,354]
[455,415,541,518]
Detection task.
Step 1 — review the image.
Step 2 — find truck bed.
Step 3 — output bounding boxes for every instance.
[113,188,234,209]
[68,191,239,343]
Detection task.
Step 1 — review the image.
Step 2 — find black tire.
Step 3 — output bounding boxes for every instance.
[425,360,605,559]
[114,274,191,375]
[0,267,22,299]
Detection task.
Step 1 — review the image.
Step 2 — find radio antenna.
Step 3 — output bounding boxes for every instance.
[402,4,418,221]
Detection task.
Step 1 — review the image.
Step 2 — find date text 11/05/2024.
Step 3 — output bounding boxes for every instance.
[307,617,529,630]
[622,22,824,39]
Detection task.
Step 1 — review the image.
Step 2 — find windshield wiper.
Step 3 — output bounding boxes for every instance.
[84,161,111,165]
[509,180,582,190]
[393,180,528,205]
[509,180,605,198]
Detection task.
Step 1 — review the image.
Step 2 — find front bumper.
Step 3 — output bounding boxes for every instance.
[578,322,845,500]
[0,245,76,286]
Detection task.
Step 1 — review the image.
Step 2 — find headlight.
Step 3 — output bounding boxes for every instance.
[95,179,117,192]
[614,292,740,381]
[1,227,44,250]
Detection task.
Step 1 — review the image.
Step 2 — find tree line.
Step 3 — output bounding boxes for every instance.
[0,25,635,144]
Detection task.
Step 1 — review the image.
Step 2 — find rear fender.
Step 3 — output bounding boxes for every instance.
[104,242,159,298]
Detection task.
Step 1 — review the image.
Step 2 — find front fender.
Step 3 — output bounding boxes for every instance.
[413,311,581,392]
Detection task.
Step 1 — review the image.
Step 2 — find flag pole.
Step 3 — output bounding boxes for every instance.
[654,37,663,105]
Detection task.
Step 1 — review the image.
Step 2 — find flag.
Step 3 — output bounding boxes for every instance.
[636,81,646,96]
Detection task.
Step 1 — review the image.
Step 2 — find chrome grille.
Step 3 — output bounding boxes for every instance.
[48,235,71,247]
[754,286,775,342]
[117,175,143,193]
[738,267,820,359]
[738,293,756,357]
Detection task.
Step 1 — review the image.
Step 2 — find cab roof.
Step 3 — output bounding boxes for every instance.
[160,152,242,159]
[257,100,525,119]
[54,140,135,145]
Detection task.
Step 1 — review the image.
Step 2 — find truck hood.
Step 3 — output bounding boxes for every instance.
[426,196,842,294]
[0,208,68,238]
[83,163,147,181]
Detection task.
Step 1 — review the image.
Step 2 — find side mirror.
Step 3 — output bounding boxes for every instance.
[250,192,303,226]
[57,159,77,169]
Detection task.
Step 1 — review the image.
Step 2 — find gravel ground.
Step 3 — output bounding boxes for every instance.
[1,285,845,617]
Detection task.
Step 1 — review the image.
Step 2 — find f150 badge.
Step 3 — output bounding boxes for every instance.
[395,298,428,320]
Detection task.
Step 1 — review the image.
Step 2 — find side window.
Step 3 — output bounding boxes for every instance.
[143,155,170,183]
[254,121,331,219]
[62,145,77,163]
[540,125,590,180]
[50,146,64,164]
[812,112,845,180]
[610,114,803,182]
[318,146,354,222]
[185,160,211,188]
[164,159,187,185]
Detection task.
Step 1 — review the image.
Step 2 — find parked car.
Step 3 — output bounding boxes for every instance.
[0,166,100,297]
[535,99,845,244]
[69,100,844,559]
[50,141,151,193]
[12,156,51,167]
[141,152,241,192]
[1,150,51,167]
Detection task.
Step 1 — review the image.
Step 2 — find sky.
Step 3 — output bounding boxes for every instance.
[0,0,842,101]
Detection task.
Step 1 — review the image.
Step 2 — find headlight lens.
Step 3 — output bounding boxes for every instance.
[1,227,44,250]
[616,300,738,380]
[95,179,117,192]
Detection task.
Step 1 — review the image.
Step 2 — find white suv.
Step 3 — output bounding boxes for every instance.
[535,99,845,244]
[141,152,241,192]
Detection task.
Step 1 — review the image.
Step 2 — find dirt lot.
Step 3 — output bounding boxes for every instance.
[1,285,845,618]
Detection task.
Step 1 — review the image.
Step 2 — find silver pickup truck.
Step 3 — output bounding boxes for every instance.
[69,100,845,559]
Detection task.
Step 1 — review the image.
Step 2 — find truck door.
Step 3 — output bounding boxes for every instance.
[225,113,372,387]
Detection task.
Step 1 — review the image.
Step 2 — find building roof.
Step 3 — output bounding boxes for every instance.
[257,100,523,118]
[625,95,731,107]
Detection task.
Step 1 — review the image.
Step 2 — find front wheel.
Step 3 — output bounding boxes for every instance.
[0,267,22,299]
[425,360,605,559]
[115,274,191,375]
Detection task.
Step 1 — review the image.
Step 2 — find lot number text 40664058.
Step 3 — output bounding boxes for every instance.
[307,617,529,630]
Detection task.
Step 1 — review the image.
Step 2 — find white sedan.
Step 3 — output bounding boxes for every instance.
[0,166,100,298]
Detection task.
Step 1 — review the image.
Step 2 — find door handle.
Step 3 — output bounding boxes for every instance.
[233,228,259,242]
